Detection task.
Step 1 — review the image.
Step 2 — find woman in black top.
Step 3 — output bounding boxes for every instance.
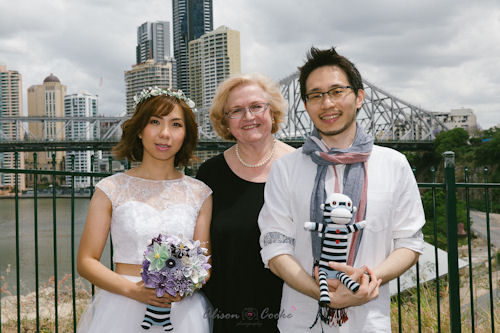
[196,73,294,332]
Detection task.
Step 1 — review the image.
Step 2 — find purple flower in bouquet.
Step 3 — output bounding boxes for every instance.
[141,234,210,298]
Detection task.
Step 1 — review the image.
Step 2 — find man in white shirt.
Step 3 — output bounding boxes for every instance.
[258,47,425,332]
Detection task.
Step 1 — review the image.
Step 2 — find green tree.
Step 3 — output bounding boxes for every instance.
[474,128,500,207]
[480,126,499,140]
[475,129,500,168]
[421,189,468,249]
[433,128,470,159]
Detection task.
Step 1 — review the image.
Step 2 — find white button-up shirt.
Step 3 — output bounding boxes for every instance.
[259,145,425,332]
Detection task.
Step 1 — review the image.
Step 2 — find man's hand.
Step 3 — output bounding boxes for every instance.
[327,262,381,309]
[313,263,371,292]
[313,265,341,291]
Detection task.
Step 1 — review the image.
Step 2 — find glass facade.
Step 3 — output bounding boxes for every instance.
[136,21,171,64]
[172,0,213,96]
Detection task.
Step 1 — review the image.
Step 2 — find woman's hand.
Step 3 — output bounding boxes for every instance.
[128,281,182,308]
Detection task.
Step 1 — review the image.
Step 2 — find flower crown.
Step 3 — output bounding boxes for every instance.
[133,86,196,109]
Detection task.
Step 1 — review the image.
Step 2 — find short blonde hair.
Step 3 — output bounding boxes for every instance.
[210,73,287,140]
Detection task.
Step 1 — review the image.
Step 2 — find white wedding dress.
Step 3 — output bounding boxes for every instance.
[77,173,212,333]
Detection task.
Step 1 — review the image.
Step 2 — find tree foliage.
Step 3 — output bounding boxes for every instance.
[475,128,500,167]
[420,190,468,250]
[433,128,470,158]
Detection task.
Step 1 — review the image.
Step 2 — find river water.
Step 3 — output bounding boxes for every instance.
[0,198,112,295]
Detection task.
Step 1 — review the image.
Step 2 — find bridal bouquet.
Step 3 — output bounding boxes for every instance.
[140,234,210,331]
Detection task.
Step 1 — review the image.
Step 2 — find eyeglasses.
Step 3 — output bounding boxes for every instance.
[225,102,270,119]
[305,86,353,104]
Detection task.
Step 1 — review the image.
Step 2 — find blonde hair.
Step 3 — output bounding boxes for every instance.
[210,73,287,140]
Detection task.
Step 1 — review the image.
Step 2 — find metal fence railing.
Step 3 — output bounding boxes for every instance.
[0,151,499,332]
[393,152,499,333]
[0,153,112,333]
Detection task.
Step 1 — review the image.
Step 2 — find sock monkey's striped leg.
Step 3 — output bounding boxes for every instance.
[141,304,173,331]
[318,270,331,305]
[337,272,360,292]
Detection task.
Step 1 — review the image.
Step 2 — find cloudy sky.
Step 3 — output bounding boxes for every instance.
[1,0,499,129]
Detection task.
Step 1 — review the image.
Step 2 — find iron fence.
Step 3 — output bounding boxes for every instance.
[0,151,499,332]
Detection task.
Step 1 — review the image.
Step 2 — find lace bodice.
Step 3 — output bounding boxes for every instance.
[96,173,212,265]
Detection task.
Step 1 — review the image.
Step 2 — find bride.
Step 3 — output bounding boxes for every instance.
[77,87,212,332]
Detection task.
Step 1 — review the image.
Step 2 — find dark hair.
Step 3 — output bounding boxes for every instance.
[298,47,363,102]
[112,94,198,167]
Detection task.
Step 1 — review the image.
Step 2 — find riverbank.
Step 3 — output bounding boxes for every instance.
[1,275,92,331]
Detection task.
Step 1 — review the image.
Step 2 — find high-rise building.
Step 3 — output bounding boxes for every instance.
[172,0,213,96]
[0,65,25,191]
[136,21,171,64]
[25,74,67,185]
[64,92,99,188]
[188,26,240,139]
[189,25,240,108]
[124,59,176,116]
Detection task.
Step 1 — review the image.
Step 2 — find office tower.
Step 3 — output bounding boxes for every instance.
[64,92,99,188]
[188,26,240,139]
[25,74,67,185]
[172,0,213,95]
[189,25,240,108]
[124,59,176,116]
[136,21,171,64]
[0,65,25,190]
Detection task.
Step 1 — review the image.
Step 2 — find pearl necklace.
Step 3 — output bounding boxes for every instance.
[235,139,277,168]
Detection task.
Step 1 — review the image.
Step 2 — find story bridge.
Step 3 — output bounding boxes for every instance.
[0,73,446,152]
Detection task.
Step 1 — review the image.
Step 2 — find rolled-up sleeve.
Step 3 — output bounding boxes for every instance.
[391,156,425,254]
[258,158,296,268]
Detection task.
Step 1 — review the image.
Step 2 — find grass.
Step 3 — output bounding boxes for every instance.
[1,267,92,332]
[391,254,500,332]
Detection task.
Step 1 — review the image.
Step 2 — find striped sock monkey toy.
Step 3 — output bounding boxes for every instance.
[304,192,367,326]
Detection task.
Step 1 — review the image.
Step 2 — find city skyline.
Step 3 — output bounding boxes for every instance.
[0,0,499,128]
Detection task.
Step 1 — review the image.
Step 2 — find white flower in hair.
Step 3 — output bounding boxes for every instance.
[133,86,196,109]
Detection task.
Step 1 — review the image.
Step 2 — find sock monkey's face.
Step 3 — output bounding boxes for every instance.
[322,193,353,225]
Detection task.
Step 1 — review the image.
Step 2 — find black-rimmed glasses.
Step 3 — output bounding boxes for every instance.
[305,86,353,104]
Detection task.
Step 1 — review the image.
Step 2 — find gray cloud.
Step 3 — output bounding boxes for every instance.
[1,0,498,128]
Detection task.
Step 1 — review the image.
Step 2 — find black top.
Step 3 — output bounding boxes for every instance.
[197,153,282,333]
